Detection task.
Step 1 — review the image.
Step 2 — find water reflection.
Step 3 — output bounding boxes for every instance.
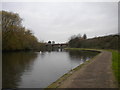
[2,52,38,88]
[68,50,99,61]
[46,48,63,52]
[3,50,99,88]
[67,50,99,68]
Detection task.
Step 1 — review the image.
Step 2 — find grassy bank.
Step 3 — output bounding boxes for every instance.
[46,48,101,88]
[65,48,100,51]
[109,50,120,87]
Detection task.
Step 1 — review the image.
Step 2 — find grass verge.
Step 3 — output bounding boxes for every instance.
[108,50,120,87]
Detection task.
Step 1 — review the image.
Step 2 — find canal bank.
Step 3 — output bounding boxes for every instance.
[47,48,118,88]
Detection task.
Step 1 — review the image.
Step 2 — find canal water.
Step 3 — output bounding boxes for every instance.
[3,49,99,88]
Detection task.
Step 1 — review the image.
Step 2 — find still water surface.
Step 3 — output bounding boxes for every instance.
[3,49,99,88]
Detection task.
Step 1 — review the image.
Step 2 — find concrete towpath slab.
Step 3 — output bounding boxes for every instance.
[59,51,117,88]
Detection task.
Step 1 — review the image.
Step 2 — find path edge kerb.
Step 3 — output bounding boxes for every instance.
[46,48,103,88]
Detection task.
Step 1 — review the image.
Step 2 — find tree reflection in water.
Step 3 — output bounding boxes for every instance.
[2,52,38,88]
[68,50,100,63]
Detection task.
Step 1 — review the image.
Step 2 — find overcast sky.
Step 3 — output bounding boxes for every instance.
[2,2,118,43]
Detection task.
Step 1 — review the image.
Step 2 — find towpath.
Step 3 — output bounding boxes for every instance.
[59,51,117,88]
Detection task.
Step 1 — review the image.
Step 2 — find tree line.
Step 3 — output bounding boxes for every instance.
[2,11,46,51]
[68,34,120,51]
[1,11,119,51]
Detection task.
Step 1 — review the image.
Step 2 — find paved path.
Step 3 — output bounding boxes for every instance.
[59,51,117,88]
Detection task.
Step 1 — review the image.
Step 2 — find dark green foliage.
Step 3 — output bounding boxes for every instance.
[1,11,43,51]
[37,42,46,51]
[69,34,83,48]
[48,41,51,44]
[68,34,119,50]
[83,34,87,39]
[52,41,55,44]
[69,37,80,48]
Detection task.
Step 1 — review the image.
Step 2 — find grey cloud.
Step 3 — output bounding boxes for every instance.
[2,2,118,43]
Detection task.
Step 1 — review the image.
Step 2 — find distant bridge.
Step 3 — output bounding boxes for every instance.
[46,43,68,48]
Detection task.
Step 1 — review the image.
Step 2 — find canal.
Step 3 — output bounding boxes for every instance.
[3,49,99,88]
